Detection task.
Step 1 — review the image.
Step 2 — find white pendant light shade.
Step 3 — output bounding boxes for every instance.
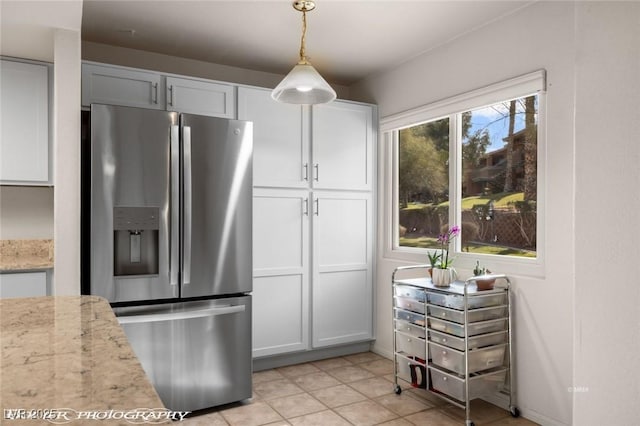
[271,62,336,104]
[272,1,336,105]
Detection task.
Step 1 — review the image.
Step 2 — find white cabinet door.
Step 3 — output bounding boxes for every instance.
[238,87,308,188]
[312,101,375,191]
[82,63,163,109]
[312,191,373,348]
[166,76,235,118]
[0,271,47,298]
[253,189,310,357]
[0,60,50,184]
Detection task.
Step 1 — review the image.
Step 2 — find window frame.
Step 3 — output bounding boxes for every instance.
[381,70,547,278]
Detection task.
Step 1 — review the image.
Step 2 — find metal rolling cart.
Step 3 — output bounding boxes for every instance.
[392,265,519,426]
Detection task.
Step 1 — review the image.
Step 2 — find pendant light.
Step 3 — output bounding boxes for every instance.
[271,0,336,105]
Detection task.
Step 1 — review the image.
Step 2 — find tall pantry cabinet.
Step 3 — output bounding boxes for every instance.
[238,87,376,358]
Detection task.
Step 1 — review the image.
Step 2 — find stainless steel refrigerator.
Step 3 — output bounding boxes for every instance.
[84,104,253,412]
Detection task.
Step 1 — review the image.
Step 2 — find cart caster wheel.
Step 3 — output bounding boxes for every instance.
[510,406,520,418]
[394,385,402,395]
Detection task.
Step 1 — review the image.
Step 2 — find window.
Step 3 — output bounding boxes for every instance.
[383,71,545,273]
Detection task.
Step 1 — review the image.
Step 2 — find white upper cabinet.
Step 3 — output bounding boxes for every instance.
[82,63,163,109]
[312,101,375,191]
[166,76,235,118]
[0,59,50,185]
[82,63,236,118]
[237,87,307,188]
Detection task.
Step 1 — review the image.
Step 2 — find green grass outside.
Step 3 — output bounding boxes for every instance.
[403,192,525,211]
[400,236,536,258]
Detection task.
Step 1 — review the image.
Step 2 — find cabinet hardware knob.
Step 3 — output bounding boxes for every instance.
[443,377,448,381]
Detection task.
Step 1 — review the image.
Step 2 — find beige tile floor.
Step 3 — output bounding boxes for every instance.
[182,352,538,426]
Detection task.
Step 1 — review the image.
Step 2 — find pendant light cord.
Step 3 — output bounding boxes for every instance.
[298,8,308,64]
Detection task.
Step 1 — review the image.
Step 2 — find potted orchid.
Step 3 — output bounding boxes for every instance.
[426,251,441,277]
[431,225,460,287]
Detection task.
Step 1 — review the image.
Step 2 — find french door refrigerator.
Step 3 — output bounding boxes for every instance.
[84,104,253,412]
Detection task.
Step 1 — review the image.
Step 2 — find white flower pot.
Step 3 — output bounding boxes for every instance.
[432,268,456,287]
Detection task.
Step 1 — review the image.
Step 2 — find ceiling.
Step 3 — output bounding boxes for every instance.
[81,0,535,86]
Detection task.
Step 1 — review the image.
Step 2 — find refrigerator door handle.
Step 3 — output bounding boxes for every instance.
[170,125,180,286]
[117,305,246,325]
[182,125,192,286]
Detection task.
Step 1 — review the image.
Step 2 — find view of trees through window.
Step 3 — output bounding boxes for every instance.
[398,95,538,258]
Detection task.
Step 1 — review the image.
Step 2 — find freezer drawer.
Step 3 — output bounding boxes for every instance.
[429,366,507,402]
[429,329,508,351]
[427,304,508,324]
[427,291,506,310]
[430,341,506,375]
[115,296,252,412]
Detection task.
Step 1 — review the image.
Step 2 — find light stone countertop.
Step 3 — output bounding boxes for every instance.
[0,239,54,271]
[0,296,166,425]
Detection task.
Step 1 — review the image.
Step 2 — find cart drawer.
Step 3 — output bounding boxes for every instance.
[395,296,426,314]
[395,319,426,339]
[428,317,508,338]
[428,304,508,324]
[394,285,426,302]
[429,366,507,402]
[395,354,427,388]
[430,341,506,375]
[394,308,426,327]
[395,331,426,360]
[429,329,508,351]
[427,291,506,310]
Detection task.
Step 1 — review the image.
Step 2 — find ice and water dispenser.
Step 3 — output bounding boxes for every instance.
[113,207,159,276]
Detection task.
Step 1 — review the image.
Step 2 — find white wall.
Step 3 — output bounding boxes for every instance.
[0,187,54,239]
[351,2,576,425]
[573,2,640,424]
[53,28,81,296]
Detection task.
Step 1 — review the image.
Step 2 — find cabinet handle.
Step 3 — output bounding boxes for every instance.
[314,198,319,216]
[152,83,158,104]
[303,163,309,181]
[313,163,319,181]
[168,85,174,106]
[303,198,309,216]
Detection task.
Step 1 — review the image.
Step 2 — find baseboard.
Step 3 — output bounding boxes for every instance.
[252,341,373,372]
[481,393,568,426]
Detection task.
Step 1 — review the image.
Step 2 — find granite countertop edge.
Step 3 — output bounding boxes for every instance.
[0,295,165,413]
